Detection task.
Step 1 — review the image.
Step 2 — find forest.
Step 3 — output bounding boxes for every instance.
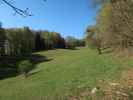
[0,24,85,56]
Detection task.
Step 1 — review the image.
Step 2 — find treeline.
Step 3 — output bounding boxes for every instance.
[0,26,85,56]
[35,30,66,51]
[66,36,85,49]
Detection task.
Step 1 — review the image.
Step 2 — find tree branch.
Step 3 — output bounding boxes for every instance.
[1,0,32,17]
[1,0,47,17]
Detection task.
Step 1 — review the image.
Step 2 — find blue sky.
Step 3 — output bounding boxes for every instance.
[0,0,97,38]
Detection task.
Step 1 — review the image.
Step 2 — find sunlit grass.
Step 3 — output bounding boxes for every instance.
[0,47,133,100]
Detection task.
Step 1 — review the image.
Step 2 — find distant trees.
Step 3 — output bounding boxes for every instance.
[66,36,77,49]
[0,23,6,56]
[0,24,85,56]
[35,30,66,51]
[6,27,35,56]
[4,28,67,56]
[66,36,85,49]
[22,27,35,54]
[76,39,85,47]
[35,32,45,51]
[51,32,66,48]
[0,26,85,56]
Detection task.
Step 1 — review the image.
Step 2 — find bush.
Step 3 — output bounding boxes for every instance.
[18,60,33,78]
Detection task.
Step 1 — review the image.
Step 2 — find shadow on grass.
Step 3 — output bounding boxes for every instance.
[0,54,52,80]
[28,70,42,77]
[100,49,112,55]
[30,54,53,64]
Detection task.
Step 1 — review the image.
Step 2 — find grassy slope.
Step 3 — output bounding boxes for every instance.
[0,48,133,100]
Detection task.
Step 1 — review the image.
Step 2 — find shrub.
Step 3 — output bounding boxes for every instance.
[18,60,33,78]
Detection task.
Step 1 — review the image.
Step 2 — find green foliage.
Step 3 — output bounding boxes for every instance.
[66,36,77,49]
[1,27,66,56]
[0,23,6,56]
[0,22,2,28]
[6,27,35,56]
[85,26,98,49]
[0,26,83,56]
[35,30,65,51]
[20,27,35,55]
[66,36,85,49]
[0,22,6,41]
[40,31,65,50]
[18,60,33,78]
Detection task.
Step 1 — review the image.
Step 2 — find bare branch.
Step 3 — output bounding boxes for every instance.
[1,0,47,17]
[1,0,33,17]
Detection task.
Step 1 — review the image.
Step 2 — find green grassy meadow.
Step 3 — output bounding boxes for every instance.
[0,47,133,100]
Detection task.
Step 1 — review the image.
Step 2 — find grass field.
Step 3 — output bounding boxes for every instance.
[0,47,133,100]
